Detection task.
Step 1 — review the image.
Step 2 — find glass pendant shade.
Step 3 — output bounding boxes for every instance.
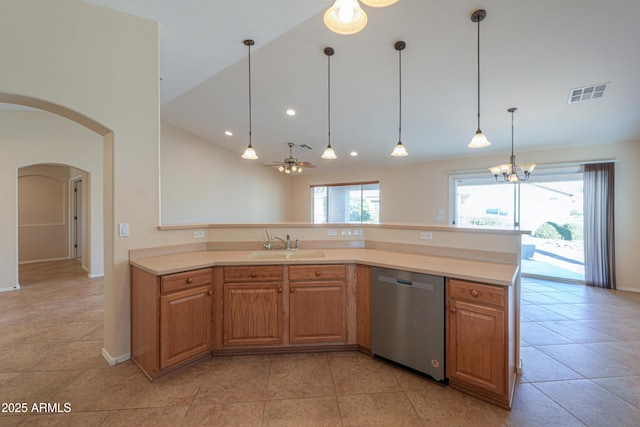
[322,146,337,159]
[241,145,258,160]
[519,163,537,174]
[468,129,491,148]
[324,0,368,35]
[390,141,408,157]
[360,0,398,7]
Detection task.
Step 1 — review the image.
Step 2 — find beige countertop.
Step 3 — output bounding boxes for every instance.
[130,248,519,287]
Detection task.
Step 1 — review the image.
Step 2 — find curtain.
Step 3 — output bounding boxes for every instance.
[583,163,616,289]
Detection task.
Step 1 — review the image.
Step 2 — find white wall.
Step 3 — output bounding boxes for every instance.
[160,123,289,224]
[18,164,70,263]
[0,0,159,361]
[289,140,640,292]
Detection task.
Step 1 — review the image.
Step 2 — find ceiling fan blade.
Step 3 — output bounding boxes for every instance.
[297,162,316,168]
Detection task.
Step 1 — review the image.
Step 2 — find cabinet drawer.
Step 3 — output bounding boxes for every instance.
[289,264,346,281]
[161,268,212,294]
[224,265,283,282]
[447,278,505,308]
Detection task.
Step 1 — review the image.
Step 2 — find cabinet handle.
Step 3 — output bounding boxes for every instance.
[278,288,283,293]
[207,290,212,296]
[450,307,456,313]
[250,272,256,278]
[470,290,479,297]
[315,270,321,277]
[290,288,294,293]
[186,277,193,284]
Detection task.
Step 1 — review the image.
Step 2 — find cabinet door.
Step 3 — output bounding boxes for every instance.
[447,299,505,396]
[223,282,283,346]
[160,285,212,369]
[289,281,347,344]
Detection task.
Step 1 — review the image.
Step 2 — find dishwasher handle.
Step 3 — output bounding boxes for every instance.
[376,274,436,291]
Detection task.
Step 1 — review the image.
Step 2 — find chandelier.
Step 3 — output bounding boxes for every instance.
[323,0,398,35]
[489,107,536,182]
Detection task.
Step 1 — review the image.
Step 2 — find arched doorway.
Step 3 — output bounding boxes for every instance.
[0,93,115,359]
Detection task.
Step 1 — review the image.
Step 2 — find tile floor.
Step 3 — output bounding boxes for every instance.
[1,260,640,426]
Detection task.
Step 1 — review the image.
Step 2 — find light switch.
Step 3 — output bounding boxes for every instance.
[119,223,129,237]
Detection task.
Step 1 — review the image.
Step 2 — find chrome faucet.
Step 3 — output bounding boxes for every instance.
[271,234,291,250]
[263,228,272,251]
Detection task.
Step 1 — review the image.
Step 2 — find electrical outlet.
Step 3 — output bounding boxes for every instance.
[327,229,338,236]
[438,208,445,215]
[420,231,433,240]
[436,215,445,221]
[341,229,352,236]
[193,231,205,239]
[353,229,363,236]
[119,223,129,237]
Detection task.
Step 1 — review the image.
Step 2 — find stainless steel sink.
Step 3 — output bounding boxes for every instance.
[249,250,325,260]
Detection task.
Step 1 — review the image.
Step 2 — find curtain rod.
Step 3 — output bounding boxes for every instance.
[447,159,618,175]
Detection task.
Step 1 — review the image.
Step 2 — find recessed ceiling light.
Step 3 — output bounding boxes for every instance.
[350,151,358,157]
[286,109,296,116]
[224,130,233,136]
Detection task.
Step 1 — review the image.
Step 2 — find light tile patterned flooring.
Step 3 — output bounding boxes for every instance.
[1,260,640,426]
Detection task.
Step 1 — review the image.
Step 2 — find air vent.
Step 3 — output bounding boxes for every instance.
[568,82,608,104]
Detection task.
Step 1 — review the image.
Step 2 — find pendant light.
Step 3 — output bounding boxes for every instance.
[241,39,258,160]
[467,9,491,148]
[324,0,368,35]
[390,41,408,157]
[322,47,337,160]
[489,107,536,182]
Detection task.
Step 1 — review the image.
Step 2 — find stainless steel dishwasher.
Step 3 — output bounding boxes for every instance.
[371,266,445,381]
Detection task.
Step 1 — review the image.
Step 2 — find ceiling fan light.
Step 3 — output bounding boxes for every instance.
[360,0,398,7]
[321,145,337,159]
[324,0,368,35]
[468,129,491,148]
[297,168,303,173]
[241,145,258,159]
[278,165,285,172]
[391,141,408,157]
[285,168,291,174]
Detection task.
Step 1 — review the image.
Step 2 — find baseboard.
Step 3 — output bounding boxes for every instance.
[88,272,104,278]
[19,257,69,265]
[616,286,640,293]
[101,347,130,366]
[0,283,20,293]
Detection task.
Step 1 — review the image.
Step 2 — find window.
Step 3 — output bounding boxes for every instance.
[312,182,379,224]
[451,170,584,283]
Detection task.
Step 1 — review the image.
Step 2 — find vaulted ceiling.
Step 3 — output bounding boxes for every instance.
[85,0,640,173]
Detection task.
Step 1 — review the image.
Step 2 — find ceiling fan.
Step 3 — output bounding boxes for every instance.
[267,142,316,174]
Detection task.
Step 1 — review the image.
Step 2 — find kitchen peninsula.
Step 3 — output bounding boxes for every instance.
[129,223,527,409]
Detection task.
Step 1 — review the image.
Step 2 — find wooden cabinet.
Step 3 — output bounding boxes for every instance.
[160,285,212,369]
[355,264,372,351]
[446,278,516,409]
[222,266,283,346]
[214,264,356,351]
[289,265,347,344]
[131,266,213,380]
